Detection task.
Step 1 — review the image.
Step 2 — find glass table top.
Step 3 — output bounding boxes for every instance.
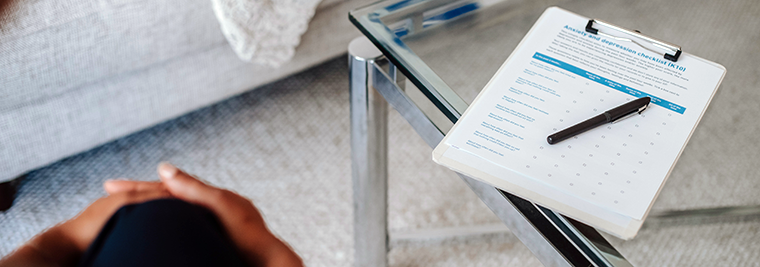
[350,0,760,265]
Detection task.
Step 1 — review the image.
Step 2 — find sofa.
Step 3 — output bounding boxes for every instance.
[0,0,370,202]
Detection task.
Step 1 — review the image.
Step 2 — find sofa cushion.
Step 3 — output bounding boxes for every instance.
[0,0,225,112]
[0,0,370,181]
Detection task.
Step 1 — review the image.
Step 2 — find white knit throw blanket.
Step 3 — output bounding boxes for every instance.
[211,0,323,67]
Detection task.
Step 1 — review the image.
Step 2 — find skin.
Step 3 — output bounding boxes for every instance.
[0,163,303,267]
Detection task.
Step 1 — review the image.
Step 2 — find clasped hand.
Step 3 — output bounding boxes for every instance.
[0,163,303,267]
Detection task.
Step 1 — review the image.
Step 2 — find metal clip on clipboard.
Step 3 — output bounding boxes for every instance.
[585,19,682,62]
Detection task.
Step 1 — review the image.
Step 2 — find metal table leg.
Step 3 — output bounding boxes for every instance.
[349,37,389,267]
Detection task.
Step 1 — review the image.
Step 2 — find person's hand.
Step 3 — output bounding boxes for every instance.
[104,163,303,267]
[60,183,172,251]
[0,183,170,267]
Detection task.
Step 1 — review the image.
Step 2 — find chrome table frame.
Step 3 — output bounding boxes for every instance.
[345,1,760,265]
[348,36,633,267]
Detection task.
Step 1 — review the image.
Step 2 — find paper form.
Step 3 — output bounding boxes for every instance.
[439,7,725,220]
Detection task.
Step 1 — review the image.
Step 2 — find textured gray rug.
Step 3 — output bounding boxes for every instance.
[3,0,760,263]
[0,56,521,266]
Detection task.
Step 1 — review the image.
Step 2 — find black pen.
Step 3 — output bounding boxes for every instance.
[547,97,651,145]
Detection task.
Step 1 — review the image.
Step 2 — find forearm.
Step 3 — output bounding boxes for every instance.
[232,228,303,267]
[261,243,304,267]
[0,226,82,267]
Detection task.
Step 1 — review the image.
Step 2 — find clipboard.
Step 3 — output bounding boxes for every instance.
[432,7,726,239]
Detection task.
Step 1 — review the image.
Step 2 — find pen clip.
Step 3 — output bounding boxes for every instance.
[611,103,649,124]
[611,112,637,124]
[638,103,649,114]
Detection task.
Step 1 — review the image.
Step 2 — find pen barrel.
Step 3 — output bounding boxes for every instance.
[547,114,608,144]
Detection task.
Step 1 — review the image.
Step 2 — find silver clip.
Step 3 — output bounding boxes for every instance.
[611,112,636,124]
[638,103,649,114]
[611,103,649,124]
[586,19,682,62]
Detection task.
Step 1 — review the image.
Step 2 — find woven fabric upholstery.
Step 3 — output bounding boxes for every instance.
[0,0,369,182]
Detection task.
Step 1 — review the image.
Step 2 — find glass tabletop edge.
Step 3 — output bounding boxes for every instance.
[349,1,470,122]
